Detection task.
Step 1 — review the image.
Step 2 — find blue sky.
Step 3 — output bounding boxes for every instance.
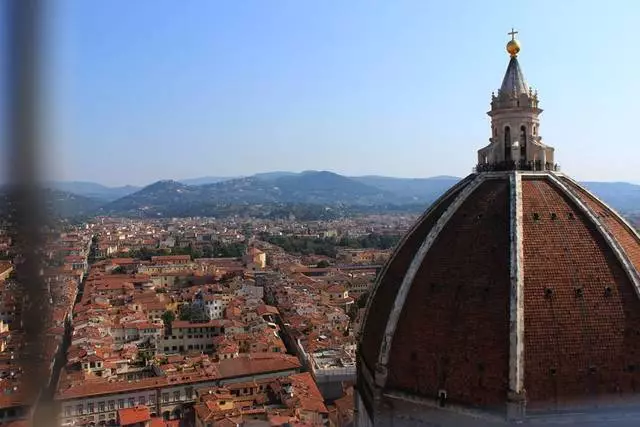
[39,0,640,186]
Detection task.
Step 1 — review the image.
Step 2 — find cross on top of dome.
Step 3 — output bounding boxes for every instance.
[506,27,521,57]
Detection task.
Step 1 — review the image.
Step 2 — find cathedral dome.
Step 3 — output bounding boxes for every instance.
[356,32,640,426]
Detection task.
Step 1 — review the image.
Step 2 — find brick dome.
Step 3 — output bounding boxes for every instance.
[357,171,640,425]
[355,32,640,426]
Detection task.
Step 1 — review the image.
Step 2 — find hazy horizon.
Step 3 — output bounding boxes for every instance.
[17,1,640,186]
[47,170,466,188]
[48,170,640,189]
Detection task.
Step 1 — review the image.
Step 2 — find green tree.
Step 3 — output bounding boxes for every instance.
[316,260,330,268]
[111,266,126,274]
[178,303,192,321]
[161,310,175,334]
[137,353,150,366]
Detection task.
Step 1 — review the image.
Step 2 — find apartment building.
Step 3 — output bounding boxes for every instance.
[160,320,227,354]
[56,354,301,426]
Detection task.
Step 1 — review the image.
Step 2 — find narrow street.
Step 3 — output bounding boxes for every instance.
[36,234,96,425]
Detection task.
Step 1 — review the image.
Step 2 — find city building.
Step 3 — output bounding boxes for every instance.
[56,353,302,426]
[243,247,266,270]
[357,31,640,426]
[193,372,328,426]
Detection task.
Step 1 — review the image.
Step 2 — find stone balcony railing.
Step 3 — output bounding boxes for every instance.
[474,160,560,173]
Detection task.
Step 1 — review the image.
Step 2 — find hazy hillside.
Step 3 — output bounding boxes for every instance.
[582,182,640,214]
[352,175,461,202]
[100,171,400,216]
[47,181,140,202]
[0,187,103,219]
[273,171,393,204]
[40,172,640,219]
[102,180,202,215]
[179,176,234,186]
[252,171,299,181]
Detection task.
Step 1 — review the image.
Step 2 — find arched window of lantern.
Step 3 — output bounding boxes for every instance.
[504,126,511,161]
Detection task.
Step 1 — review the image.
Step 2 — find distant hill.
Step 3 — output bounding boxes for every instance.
[581,182,640,214]
[0,187,103,219]
[100,171,400,216]
[352,175,461,203]
[103,180,202,216]
[47,189,104,217]
[274,171,393,204]
[46,181,140,202]
[252,171,299,181]
[179,176,234,186]
[36,172,640,219]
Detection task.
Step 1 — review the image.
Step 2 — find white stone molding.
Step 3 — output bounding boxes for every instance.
[359,174,477,343]
[375,174,487,385]
[548,173,640,298]
[508,172,525,394]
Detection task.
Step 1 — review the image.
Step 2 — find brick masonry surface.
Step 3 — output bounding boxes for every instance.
[359,178,472,371]
[359,173,640,418]
[521,177,640,411]
[386,179,511,410]
[562,178,640,277]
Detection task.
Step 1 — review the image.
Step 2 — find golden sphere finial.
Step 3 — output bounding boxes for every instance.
[506,27,520,57]
[506,39,520,57]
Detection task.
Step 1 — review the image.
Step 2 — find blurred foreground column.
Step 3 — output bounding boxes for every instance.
[5,1,56,426]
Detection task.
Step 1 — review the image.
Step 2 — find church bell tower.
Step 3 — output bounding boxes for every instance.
[477,29,555,171]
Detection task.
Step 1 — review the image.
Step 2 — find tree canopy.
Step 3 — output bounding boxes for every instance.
[260,232,401,257]
[161,310,175,326]
[128,241,246,260]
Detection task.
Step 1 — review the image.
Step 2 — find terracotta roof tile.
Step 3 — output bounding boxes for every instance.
[118,405,151,425]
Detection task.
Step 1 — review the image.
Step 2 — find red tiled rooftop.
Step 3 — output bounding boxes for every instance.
[109,258,137,265]
[118,405,151,425]
[151,255,191,263]
[217,353,301,379]
[56,354,300,400]
[256,304,279,316]
[149,419,180,427]
[288,372,328,414]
